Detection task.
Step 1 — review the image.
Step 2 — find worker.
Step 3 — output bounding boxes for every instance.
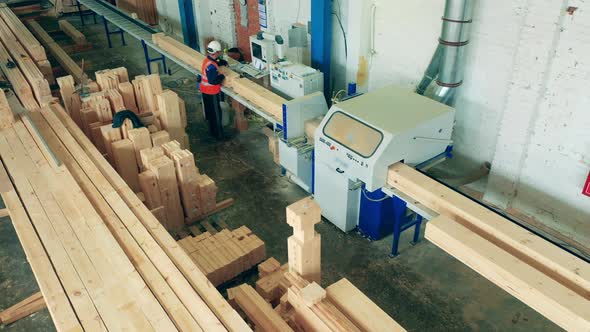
[199,40,228,139]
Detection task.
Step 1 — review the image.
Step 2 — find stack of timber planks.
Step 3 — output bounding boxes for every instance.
[286,197,322,284]
[177,226,266,286]
[116,0,158,25]
[152,33,286,122]
[0,90,250,330]
[0,4,52,110]
[387,163,590,331]
[57,69,226,231]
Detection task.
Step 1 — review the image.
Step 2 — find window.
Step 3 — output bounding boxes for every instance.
[323,111,383,158]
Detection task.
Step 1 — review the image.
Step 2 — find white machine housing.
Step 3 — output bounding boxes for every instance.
[250,35,277,72]
[270,61,324,98]
[279,92,328,191]
[314,86,455,231]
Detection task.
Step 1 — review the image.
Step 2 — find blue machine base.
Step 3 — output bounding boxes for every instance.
[358,187,395,241]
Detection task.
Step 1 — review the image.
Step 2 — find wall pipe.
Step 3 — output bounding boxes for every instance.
[416,0,474,106]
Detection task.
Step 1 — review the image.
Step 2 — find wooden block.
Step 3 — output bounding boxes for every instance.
[256,264,289,303]
[105,89,126,112]
[171,149,200,220]
[138,170,162,210]
[148,156,184,231]
[0,292,46,325]
[118,81,138,113]
[326,278,406,332]
[100,124,122,165]
[112,139,140,192]
[139,146,164,172]
[89,122,105,153]
[258,257,281,278]
[229,284,294,332]
[149,206,168,229]
[161,140,181,157]
[157,89,185,143]
[288,234,321,284]
[80,108,99,138]
[127,127,152,169]
[151,130,170,147]
[287,288,331,332]
[300,282,326,307]
[286,197,321,240]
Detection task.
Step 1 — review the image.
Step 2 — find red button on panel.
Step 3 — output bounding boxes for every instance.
[583,171,590,197]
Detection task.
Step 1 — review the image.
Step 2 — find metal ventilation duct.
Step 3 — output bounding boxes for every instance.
[416,0,474,106]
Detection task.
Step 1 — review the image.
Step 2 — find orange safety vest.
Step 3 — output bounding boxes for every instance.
[200,58,221,95]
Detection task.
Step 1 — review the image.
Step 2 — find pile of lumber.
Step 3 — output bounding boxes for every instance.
[116,0,158,25]
[286,197,322,284]
[177,226,266,286]
[0,89,249,330]
[152,33,286,122]
[57,69,226,231]
[227,197,406,332]
[0,4,52,110]
[387,163,590,331]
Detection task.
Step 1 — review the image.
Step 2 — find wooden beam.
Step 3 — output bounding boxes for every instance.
[326,278,406,332]
[228,284,293,332]
[26,20,85,83]
[58,19,87,45]
[0,292,46,325]
[387,163,590,297]
[286,197,321,283]
[426,215,590,331]
[152,33,285,122]
[0,4,46,62]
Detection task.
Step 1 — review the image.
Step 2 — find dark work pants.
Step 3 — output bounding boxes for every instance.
[202,92,224,139]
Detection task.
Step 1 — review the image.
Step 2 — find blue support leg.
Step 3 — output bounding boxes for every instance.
[311,0,332,102]
[390,196,408,257]
[412,215,423,244]
[102,16,125,48]
[141,40,170,75]
[77,1,97,26]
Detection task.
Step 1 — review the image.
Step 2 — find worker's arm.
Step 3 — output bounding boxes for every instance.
[206,64,225,85]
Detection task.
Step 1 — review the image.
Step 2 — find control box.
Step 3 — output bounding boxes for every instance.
[270,61,323,98]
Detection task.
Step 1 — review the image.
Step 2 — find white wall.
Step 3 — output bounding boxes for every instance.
[155,0,182,38]
[364,0,590,244]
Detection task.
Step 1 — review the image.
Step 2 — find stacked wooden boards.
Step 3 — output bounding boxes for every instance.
[0,5,51,110]
[57,69,227,231]
[286,197,322,284]
[116,0,158,25]
[0,92,250,330]
[387,163,590,331]
[177,226,266,286]
[152,33,286,122]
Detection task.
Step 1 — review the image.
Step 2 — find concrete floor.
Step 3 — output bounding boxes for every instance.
[0,14,562,331]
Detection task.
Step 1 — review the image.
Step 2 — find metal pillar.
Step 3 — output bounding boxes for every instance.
[141,40,169,75]
[76,0,97,26]
[390,196,424,257]
[311,0,332,102]
[103,16,126,48]
[178,0,200,51]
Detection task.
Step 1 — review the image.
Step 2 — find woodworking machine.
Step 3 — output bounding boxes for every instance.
[279,86,455,235]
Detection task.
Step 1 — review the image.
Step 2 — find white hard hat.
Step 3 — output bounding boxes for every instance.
[207,41,222,54]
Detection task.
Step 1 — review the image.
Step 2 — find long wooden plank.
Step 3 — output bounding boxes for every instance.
[0,162,83,332]
[326,278,406,332]
[387,163,590,298]
[8,120,174,331]
[39,104,229,331]
[0,39,38,111]
[48,102,250,331]
[426,215,590,331]
[26,20,84,83]
[152,33,285,122]
[30,111,205,332]
[228,284,293,332]
[0,129,106,331]
[0,292,46,325]
[58,20,86,45]
[0,4,46,62]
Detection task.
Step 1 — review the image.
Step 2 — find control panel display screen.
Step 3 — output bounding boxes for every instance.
[323,111,383,158]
